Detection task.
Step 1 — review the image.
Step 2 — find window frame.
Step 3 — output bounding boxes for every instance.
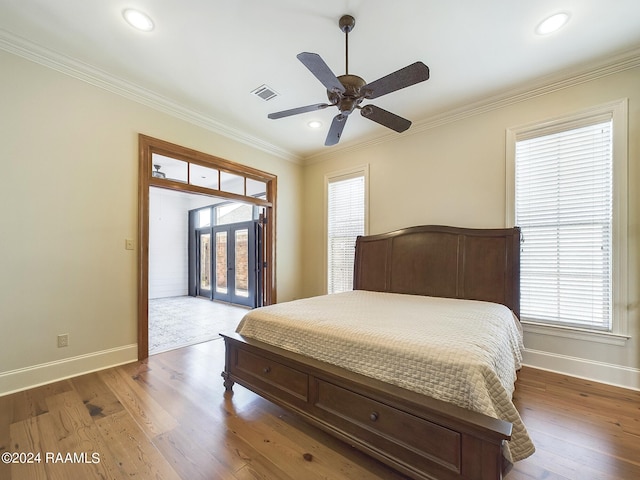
[324,165,370,295]
[505,99,629,344]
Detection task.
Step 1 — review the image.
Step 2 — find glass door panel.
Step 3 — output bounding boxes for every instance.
[234,228,249,299]
[214,230,230,302]
[200,233,211,291]
[227,222,256,307]
[195,231,212,298]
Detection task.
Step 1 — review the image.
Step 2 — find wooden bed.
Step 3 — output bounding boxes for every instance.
[221,225,522,480]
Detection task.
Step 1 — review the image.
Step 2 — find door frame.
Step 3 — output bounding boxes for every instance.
[138,134,277,360]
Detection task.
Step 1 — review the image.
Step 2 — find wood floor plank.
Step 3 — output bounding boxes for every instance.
[152,426,241,480]
[11,381,72,423]
[221,386,403,480]
[94,409,181,480]
[98,366,178,438]
[518,408,640,463]
[8,416,48,480]
[623,416,640,436]
[121,355,224,421]
[258,403,409,479]
[518,368,640,400]
[137,381,267,479]
[0,393,15,480]
[507,459,572,480]
[223,407,333,480]
[40,390,119,480]
[516,428,639,480]
[70,371,125,419]
[515,387,631,437]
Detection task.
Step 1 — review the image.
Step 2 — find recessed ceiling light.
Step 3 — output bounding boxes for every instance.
[536,12,570,35]
[308,120,322,129]
[122,9,154,32]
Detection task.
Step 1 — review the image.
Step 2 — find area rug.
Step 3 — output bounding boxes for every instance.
[148,296,248,355]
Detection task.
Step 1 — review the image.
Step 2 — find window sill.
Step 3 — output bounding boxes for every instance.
[522,321,630,346]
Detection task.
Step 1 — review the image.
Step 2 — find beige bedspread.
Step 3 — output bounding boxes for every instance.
[236,290,535,462]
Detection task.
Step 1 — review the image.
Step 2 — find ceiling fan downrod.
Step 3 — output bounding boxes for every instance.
[339,15,355,75]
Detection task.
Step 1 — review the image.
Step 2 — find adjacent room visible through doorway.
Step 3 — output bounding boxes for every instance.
[148,187,260,355]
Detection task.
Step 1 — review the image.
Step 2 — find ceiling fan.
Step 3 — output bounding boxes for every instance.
[268,14,430,146]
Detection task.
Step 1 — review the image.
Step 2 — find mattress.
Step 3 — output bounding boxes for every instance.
[236,290,535,463]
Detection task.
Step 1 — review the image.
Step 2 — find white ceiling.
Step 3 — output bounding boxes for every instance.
[1,1,639,162]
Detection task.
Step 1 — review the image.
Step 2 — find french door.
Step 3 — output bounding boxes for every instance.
[195,221,260,308]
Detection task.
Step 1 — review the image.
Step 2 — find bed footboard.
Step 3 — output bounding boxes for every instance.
[221,332,511,480]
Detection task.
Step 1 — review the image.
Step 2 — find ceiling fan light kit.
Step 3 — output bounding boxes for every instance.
[268,14,430,146]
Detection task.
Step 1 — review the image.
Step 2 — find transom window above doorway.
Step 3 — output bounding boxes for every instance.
[151,152,267,199]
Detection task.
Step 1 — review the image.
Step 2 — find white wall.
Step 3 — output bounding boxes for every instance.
[148,188,190,299]
[0,49,303,395]
[301,64,640,390]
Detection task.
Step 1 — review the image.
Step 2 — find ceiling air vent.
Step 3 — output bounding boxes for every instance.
[251,84,278,101]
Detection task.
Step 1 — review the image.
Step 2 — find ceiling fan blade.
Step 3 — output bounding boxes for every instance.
[360,105,412,132]
[297,52,346,94]
[268,103,331,119]
[325,114,348,146]
[364,62,430,99]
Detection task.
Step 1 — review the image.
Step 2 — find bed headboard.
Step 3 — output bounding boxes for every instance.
[353,225,521,317]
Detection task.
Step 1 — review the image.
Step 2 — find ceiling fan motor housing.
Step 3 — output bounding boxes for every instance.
[328,74,367,114]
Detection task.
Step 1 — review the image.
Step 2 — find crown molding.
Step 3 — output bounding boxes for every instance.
[304,45,640,165]
[0,29,302,164]
[3,26,638,167]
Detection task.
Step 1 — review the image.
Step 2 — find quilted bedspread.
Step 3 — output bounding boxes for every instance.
[236,290,535,462]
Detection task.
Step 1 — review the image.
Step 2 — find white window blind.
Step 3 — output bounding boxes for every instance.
[515,118,613,330]
[327,175,365,294]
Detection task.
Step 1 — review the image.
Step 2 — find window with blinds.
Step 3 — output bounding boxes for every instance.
[327,173,365,294]
[515,117,613,330]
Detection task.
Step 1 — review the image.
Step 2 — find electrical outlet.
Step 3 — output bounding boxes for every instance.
[57,334,69,348]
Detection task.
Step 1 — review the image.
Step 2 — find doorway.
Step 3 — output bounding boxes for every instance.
[138,134,277,360]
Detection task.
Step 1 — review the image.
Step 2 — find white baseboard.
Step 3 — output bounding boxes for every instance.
[0,344,138,397]
[523,348,640,391]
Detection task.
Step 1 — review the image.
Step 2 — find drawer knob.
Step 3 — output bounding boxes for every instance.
[370,412,379,422]
[263,366,271,374]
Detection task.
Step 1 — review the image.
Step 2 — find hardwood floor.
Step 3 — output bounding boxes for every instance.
[508,367,640,479]
[1,339,639,479]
